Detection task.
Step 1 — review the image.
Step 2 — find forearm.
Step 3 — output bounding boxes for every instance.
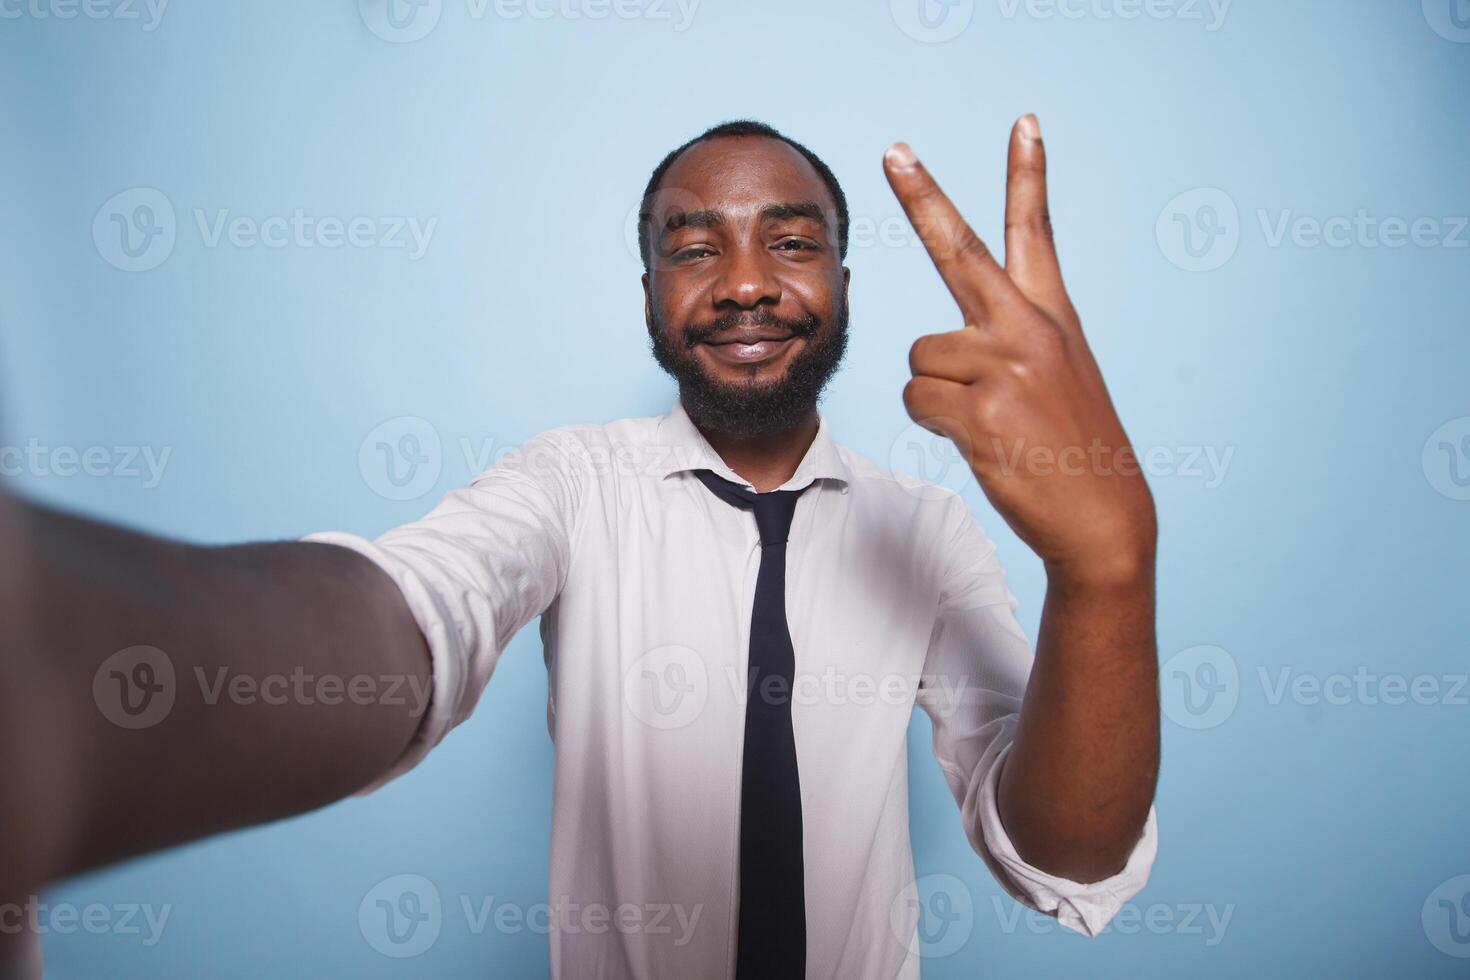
[0,494,429,897]
[996,559,1160,883]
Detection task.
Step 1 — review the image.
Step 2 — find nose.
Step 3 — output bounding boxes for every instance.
[711,240,782,310]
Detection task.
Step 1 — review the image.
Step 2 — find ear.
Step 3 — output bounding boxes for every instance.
[642,272,653,331]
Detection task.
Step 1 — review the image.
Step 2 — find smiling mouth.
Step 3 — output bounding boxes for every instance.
[701,336,799,367]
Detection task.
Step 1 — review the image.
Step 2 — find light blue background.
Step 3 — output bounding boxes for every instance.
[3,0,1468,976]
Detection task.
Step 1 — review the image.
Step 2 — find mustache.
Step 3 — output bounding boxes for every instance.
[681,307,822,348]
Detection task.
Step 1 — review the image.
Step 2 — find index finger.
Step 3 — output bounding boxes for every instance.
[883,142,1018,321]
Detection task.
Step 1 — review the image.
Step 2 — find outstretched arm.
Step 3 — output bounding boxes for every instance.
[0,492,430,902]
[886,116,1159,883]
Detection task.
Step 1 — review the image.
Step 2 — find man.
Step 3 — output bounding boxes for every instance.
[0,116,1159,978]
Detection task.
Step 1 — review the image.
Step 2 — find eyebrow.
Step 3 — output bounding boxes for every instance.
[661,200,830,236]
[759,201,827,224]
[663,209,725,233]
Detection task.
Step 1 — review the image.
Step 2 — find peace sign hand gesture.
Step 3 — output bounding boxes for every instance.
[886,116,1156,586]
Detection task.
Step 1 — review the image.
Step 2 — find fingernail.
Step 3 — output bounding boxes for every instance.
[885,142,917,168]
[1018,114,1041,141]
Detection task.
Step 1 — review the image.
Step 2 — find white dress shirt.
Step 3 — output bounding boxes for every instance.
[307,400,1158,979]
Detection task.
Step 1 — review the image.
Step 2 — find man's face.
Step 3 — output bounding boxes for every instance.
[643,136,849,437]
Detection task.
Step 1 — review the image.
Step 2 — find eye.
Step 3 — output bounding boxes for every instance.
[773,237,819,252]
[671,245,716,263]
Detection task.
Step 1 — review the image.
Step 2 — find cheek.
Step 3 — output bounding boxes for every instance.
[790,281,841,327]
[650,275,703,321]
[785,265,842,308]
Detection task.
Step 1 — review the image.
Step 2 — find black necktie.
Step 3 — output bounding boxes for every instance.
[694,468,810,980]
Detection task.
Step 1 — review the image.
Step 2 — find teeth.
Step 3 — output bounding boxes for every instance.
[738,344,764,355]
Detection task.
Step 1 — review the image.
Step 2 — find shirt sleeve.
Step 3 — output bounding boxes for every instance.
[915,497,1159,938]
[303,427,587,794]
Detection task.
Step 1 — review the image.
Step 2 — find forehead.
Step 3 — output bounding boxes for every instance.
[657,135,837,219]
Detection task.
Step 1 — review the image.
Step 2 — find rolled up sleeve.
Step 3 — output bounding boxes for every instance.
[304,427,587,793]
[916,497,1159,938]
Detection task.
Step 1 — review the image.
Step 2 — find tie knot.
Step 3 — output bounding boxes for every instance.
[693,469,809,546]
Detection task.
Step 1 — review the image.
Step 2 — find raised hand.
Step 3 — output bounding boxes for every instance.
[884,116,1156,586]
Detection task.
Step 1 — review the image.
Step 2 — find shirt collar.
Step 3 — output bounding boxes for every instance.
[649,399,852,492]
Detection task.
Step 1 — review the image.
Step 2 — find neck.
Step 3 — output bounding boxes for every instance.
[695,409,820,493]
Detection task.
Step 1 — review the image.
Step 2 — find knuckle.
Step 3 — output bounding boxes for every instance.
[901,376,928,415]
[975,394,1009,433]
[954,225,992,263]
[1005,210,1054,240]
[908,335,933,375]
[1026,320,1069,360]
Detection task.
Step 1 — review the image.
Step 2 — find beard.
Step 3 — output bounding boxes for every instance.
[648,298,849,438]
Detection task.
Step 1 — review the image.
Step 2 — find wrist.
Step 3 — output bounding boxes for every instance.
[1044,543,1155,594]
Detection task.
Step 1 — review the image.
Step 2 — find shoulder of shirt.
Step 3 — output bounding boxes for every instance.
[832,443,975,523]
[466,414,671,483]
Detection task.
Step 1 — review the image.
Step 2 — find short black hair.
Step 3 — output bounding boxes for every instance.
[637,119,850,270]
